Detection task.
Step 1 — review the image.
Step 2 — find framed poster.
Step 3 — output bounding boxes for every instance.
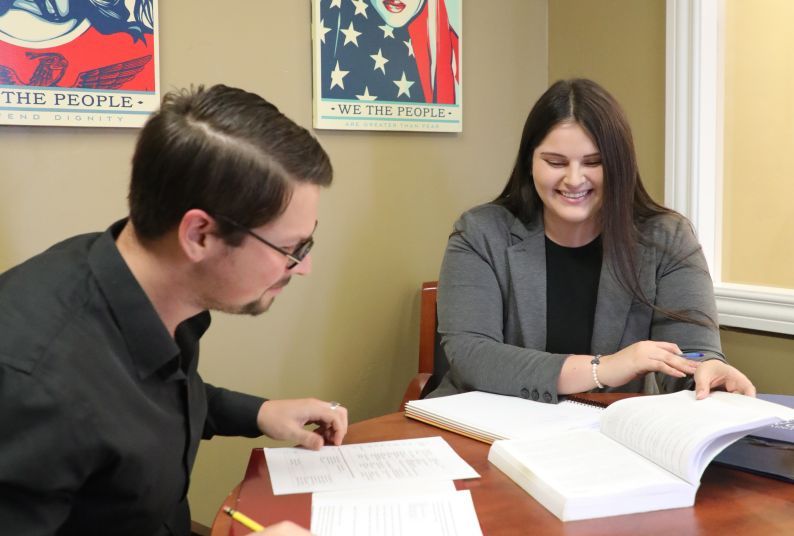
[312,0,462,133]
[0,0,159,128]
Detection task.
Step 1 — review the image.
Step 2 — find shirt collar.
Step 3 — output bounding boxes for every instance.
[87,219,211,380]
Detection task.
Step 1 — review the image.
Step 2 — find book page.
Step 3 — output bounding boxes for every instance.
[311,487,482,536]
[489,429,695,520]
[599,391,793,483]
[492,429,689,497]
[265,437,479,495]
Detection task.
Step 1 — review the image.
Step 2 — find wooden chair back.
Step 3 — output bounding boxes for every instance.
[400,281,447,410]
[418,280,438,375]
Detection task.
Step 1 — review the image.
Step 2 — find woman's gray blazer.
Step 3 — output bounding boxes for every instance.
[429,203,724,402]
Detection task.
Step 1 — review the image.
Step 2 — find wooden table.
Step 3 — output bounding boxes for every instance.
[211,412,794,535]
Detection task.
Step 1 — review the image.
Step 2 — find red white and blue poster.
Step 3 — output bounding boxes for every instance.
[0,0,158,128]
[312,0,462,132]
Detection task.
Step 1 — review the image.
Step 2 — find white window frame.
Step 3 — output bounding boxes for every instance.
[665,0,794,335]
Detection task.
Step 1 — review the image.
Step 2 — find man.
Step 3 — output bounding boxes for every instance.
[0,85,346,535]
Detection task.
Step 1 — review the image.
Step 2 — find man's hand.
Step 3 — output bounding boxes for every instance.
[256,398,348,450]
[694,360,756,399]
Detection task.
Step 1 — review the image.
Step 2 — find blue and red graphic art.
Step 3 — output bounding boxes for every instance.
[319,0,459,104]
[0,0,158,127]
[314,0,462,132]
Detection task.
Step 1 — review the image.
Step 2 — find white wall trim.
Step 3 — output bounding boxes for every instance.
[665,0,794,335]
[716,284,794,335]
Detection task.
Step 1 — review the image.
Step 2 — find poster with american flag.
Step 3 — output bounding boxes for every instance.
[312,0,462,132]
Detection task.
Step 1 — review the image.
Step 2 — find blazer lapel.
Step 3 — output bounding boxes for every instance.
[591,241,652,354]
[506,217,548,349]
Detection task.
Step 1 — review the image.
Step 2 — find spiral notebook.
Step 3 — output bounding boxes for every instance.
[404,391,603,444]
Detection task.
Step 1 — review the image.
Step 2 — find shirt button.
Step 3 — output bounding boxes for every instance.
[543,392,552,403]
[520,388,530,399]
[531,389,540,401]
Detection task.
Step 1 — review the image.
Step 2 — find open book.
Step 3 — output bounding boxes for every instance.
[488,390,794,521]
[405,391,603,443]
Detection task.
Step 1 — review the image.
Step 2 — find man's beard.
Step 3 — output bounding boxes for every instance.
[238,295,275,316]
[210,276,291,317]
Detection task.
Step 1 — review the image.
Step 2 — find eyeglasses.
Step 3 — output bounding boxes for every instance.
[214,215,316,269]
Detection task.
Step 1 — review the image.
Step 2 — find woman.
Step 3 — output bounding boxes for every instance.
[429,78,754,402]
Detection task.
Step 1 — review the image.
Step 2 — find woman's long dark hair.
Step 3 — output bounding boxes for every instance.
[496,78,710,326]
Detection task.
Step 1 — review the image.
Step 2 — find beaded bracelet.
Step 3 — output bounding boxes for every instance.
[591,354,604,389]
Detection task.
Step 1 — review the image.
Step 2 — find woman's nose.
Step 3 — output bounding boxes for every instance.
[563,164,586,187]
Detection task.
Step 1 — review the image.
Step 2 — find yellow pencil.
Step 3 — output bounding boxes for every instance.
[223,506,265,533]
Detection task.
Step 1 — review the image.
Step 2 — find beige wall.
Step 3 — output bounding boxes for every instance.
[8,0,788,527]
[722,0,794,288]
[549,0,667,202]
[0,0,548,526]
[548,0,794,395]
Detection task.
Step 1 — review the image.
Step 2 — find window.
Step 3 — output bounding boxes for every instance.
[665,0,794,334]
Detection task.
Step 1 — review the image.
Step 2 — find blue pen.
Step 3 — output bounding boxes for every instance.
[679,352,704,359]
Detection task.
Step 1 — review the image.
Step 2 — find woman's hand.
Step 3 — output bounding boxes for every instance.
[597,340,699,387]
[693,359,756,399]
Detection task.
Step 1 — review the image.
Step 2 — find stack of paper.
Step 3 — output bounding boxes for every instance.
[311,482,482,536]
[405,391,603,443]
[265,436,483,536]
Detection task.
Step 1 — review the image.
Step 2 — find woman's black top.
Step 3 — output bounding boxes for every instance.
[544,235,603,355]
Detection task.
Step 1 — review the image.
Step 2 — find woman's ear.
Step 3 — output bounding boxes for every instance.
[178,209,216,262]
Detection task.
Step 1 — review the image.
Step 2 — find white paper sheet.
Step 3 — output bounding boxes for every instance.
[265,436,480,495]
[311,487,483,536]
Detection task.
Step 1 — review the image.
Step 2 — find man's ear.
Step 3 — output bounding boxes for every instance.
[178,209,216,262]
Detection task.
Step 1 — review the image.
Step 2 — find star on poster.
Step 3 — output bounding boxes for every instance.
[312,0,462,133]
[0,0,159,128]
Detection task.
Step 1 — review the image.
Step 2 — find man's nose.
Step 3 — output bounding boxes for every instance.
[290,253,312,275]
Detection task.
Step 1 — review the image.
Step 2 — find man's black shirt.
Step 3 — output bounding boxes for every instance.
[0,220,265,535]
